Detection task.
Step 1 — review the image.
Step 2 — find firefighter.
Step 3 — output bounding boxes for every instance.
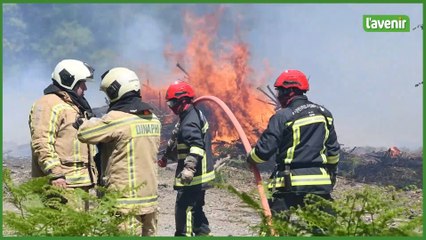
[247,69,340,216]
[77,67,160,236]
[159,81,215,236]
[29,59,97,194]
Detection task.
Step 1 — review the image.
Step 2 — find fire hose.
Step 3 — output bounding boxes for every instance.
[194,96,274,228]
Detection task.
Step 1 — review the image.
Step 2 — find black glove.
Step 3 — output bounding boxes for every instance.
[326,164,338,186]
[72,117,84,129]
[85,111,95,119]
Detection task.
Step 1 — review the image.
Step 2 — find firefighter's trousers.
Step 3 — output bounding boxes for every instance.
[174,190,211,236]
[119,211,158,236]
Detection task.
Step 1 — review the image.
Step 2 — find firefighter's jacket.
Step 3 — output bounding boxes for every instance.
[77,102,160,215]
[29,90,97,188]
[174,105,215,191]
[249,95,340,194]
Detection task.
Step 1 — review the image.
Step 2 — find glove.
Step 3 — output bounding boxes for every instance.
[84,111,95,119]
[184,155,197,168]
[171,123,180,137]
[179,167,195,184]
[158,157,167,168]
[73,117,84,129]
[326,164,338,186]
[179,155,197,184]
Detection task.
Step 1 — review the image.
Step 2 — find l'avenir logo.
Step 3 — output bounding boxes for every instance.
[363,15,410,32]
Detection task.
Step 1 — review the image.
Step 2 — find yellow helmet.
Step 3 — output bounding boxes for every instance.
[100,67,140,102]
[51,59,94,90]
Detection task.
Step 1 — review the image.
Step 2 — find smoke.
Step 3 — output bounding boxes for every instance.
[2,4,423,150]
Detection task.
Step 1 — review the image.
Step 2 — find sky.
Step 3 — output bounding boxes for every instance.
[2,3,423,151]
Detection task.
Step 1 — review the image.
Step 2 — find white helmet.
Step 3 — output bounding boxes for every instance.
[100,67,141,103]
[51,59,94,90]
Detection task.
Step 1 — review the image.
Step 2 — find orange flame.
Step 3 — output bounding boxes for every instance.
[142,8,275,144]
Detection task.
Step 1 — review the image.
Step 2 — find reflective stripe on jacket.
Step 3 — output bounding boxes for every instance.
[174,105,215,190]
[29,92,97,188]
[249,95,340,194]
[78,110,160,214]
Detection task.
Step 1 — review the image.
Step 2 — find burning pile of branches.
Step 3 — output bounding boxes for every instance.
[137,9,281,156]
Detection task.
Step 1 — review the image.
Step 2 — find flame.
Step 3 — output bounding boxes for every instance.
[142,8,275,145]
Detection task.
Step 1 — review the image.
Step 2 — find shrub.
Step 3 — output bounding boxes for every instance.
[2,168,137,236]
[221,183,423,236]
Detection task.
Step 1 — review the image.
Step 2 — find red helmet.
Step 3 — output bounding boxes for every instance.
[165,81,195,100]
[274,69,309,91]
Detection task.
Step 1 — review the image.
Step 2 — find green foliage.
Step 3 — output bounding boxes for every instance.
[212,168,228,184]
[222,182,422,236]
[2,168,137,236]
[221,184,262,215]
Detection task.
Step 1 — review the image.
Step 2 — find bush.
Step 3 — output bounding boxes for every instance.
[2,168,137,236]
[221,183,423,236]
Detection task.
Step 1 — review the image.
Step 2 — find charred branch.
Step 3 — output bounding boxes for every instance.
[176,63,190,79]
[256,86,279,105]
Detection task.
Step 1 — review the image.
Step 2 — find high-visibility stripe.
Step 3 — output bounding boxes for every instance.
[249,149,265,163]
[202,155,207,175]
[127,139,136,198]
[66,174,92,185]
[78,115,160,139]
[177,144,189,150]
[43,158,61,171]
[186,206,193,237]
[201,121,209,134]
[117,195,158,207]
[73,139,81,166]
[326,154,339,164]
[287,115,327,128]
[201,118,209,175]
[91,144,97,156]
[320,118,330,164]
[190,146,205,157]
[47,105,61,157]
[284,127,299,164]
[174,170,215,187]
[268,177,331,188]
[178,154,187,160]
[267,170,332,189]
